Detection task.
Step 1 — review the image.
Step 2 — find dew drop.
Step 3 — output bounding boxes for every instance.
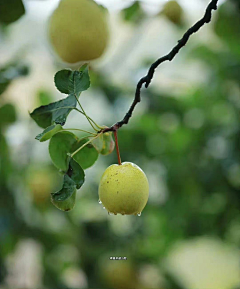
[137,212,141,216]
[103,206,106,210]
[108,212,114,216]
[98,199,102,204]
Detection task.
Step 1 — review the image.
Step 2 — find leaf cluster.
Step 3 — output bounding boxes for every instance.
[30,65,114,211]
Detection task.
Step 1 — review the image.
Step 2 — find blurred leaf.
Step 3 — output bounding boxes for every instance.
[91,132,115,155]
[215,2,240,58]
[121,1,145,24]
[0,103,16,127]
[72,138,99,169]
[0,132,11,185]
[0,63,29,95]
[49,131,77,171]
[35,124,62,142]
[0,0,25,24]
[51,159,85,211]
[30,93,77,128]
[54,67,90,95]
[36,90,53,106]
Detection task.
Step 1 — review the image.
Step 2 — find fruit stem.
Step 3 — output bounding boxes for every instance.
[114,130,122,165]
[74,95,103,131]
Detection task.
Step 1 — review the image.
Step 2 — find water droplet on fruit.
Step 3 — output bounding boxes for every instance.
[108,212,114,216]
[137,212,141,216]
[103,206,106,210]
[98,199,102,204]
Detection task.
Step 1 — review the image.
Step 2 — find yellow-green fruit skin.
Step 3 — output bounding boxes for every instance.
[49,0,109,63]
[99,162,149,215]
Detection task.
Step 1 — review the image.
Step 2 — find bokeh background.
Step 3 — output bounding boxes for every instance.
[0,0,240,288]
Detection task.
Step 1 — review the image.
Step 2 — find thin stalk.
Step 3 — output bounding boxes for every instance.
[71,133,101,158]
[63,128,96,136]
[114,130,122,165]
[74,95,98,131]
[74,107,103,130]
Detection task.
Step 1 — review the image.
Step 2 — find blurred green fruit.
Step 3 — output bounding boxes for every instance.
[161,0,183,25]
[99,162,149,215]
[101,261,138,289]
[48,0,109,64]
[28,170,52,204]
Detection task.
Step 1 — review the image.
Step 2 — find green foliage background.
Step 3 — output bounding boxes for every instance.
[0,1,240,289]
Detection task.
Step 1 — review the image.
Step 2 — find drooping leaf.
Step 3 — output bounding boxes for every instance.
[0,103,17,127]
[0,63,29,95]
[91,132,115,155]
[35,124,62,142]
[51,188,76,212]
[0,0,25,24]
[51,158,85,211]
[49,131,77,171]
[54,66,90,95]
[30,93,77,128]
[72,138,99,169]
[66,158,85,189]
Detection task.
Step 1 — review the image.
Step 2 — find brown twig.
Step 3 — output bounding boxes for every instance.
[102,0,219,133]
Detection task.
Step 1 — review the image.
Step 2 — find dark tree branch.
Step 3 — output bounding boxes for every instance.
[102,0,219,133]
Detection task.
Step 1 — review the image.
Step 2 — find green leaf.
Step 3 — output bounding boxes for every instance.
[51,188,76,212]
[54,70,74,94]
[30,93,77,128]
[0,103,16,127]
[91,132,115,155]
[35,124,62,142]
[66,158,85,189]
[0,63,29,95]
[49,131,77,171]
[0,0,25,24]
[72,138,99,169]
[31,66,90,129]
[54,66,90,95]
[51,158,85,211]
